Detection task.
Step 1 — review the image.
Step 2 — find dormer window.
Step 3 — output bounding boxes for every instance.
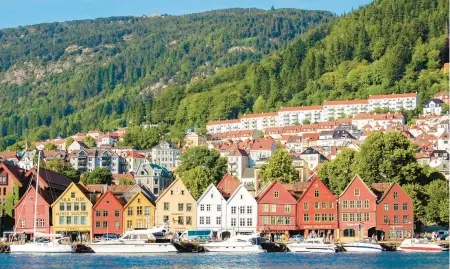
[354,189,360,196]
[274,191,279,198]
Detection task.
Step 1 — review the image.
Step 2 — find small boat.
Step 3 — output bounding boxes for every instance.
[87,227,177,253]
[201,234,266,253]
[10,233,73,253]
[397,239,446,252]
[287,237,338,253]
[342,238,383,252]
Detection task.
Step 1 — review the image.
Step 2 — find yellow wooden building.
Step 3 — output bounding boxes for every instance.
[51,182,93,242]
[123,191,156,232]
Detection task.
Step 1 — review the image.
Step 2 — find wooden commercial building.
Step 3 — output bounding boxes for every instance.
[92,190,124,237]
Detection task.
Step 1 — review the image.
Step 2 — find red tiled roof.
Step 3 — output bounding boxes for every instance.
[217,173,240,198]
[279,105,323,112]
[264,127,283,135]
[369,93,417,100]
[251,138,275,151]
[372,113,404,120]
[207,119,241,126]
[126,151,145,158]
[242,112,278,118]
[302,132,320,140]
[324,99,368,105]
[415,152,429,159]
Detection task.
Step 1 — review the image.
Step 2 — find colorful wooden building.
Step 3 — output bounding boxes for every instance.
[92,190,124,237]
[338,175,377,242]
[372,183,414,241]
[0,163,26,203]
[257,180,298,241]
[296,176,338,239]
[123,191,156,232]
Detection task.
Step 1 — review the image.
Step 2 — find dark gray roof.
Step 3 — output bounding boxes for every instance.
[424,99,444,107]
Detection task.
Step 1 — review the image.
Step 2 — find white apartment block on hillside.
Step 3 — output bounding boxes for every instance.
[278,105,324,126]
[368,93,418,111]
[323,100,369,120]
[241,112,278,131]
[206,119,242,134]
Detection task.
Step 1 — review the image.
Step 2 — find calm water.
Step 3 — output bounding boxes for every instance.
[2,252,449,268]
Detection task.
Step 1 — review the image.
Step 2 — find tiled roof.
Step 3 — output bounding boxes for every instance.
[369,93,417,100]
[207,119,241,126]
[217,172,240,198]
[250,138,275,151]
[324,99,368,105]
[242,112,278,118]
[279,105,323,112]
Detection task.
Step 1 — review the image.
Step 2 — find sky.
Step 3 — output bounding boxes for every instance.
[0,0,373,29]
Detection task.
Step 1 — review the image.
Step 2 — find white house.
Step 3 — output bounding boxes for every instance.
[196,184,227,234]
[368,93,418,111]
[278,105,324,126]
[249,138,276,167]
[17,150,35,170]
[323,100,369,120]
[226,184,257,235]
[423,99,444,115]
[67,140,90,153]
[227,148,249,180]
[206,119,242,134]
[241,112,278,131]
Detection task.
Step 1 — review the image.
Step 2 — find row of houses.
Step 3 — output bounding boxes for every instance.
[207,93,419,133]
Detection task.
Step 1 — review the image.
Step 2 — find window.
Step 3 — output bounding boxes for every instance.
[114,221,120,229]
[181,190,184,195]
[96,210,101,217]
[342,213,348,222]
[178,203,184,212]
[240,206,245,214]
[354,189,360,196]
[206,204,211,211]
[403,215,408,224]
[81,203,86,211]
[164,202,169,211]
[216,217,221,225]
[329,214,334,222]
[349,200,355,208]
[403,203,408,211]
[393,192,398,200]
[322,214,327,221]
[187,203,192,212]
[59,216,64,225]
[284,204,291,213]
[171,190,174,195]
[329,202,333,209]
[127,220,133,229]
[274,191,279,198]
[177,216,184,225]
[321,202,326,209]
[199,217,205,225]
[81,216,86,225]
[247,206,252,214]
[103,210,108,217]
[200,204,205,211]
[163,216,169,223]
[240,218,246,226]
[314,214,320,222]
[394,216,399,224]
[231,218,236,227]
[343,229,355,237]
[342,200,348,208]
[65,203,72,211]
[71,192,75,199]
[314,190,320,197]
[383,216,389,224]
[357,213,362,222]
[20,219,25,228]
[206,217,211,225]
[304,214,309,222]
[286,217,291,225]
[270,204,276,212]
[303,202,308,210]
[393,203,399,211]
[357,200,362,208]
[115,210,120,217]
[314,202,319,209]
[384,204,389,211]
[270,216,276,225]
[349,213,355,222]
[231,206,236,214]
[103,221,108,228]
[364,200,370,208]
[278,216,284,225]
[127,207,133,216]
[96,221,101,228]
[263,216,269,225]
[144,206,150,216]
[73,216,78,225]
[186,216,192,225]
[74,203,79,211]
[66,216,72,225]
[364,213,369,222]
[216,205,221,212]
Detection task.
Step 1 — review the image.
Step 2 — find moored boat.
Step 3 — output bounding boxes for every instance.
[397,239,446,252]
[201,234,266,253]
[9,233,73,253]
[287,237,338,253]
[342,238,383,252]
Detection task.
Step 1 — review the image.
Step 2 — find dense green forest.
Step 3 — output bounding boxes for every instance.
[0,8,332,147]
[0,0,449,149]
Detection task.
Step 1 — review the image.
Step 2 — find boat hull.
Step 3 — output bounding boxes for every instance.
[202,244,266,253]
[87,243,178,253]
[397,246,443,252]
[342,244,383,252]
[9,243,73,253]
[287,244,337,253]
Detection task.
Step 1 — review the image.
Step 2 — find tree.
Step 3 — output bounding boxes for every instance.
[82,136,97,148]
[259,148,299,184]
[81,167,113,184]
[43,143,58,150]
[402,183,427,219]
[180,166,214,200]
[118,178,135,185]
[119,126,164,150]
[65,137,74,149]
[301,119,310,125]
[6,140,33,151]
[0,183,19,217]
[442,103,449,115]
[424,180,449,226]
[62,165,81,183]
[318,148,357,194]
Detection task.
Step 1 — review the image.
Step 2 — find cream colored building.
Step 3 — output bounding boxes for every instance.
[184,132,207,148]
[155,178,196,234]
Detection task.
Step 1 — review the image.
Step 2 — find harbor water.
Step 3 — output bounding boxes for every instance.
[2,252,449,268]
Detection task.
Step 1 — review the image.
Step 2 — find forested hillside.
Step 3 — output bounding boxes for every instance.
[0,8,332,147]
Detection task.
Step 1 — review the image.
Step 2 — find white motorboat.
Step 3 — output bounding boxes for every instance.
[397,239,446,252]
[201,234,266,253]
[87,227,177,253]
[342,238,383,252]
[10,232,73,253]
[287,237,338,253]
[10,153,74,254]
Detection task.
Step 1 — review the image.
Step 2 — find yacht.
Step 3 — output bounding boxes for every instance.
[201,234,266,253]
[342,238,383,252]
[397,239,447,252]
[287,237,338,253]
[87,227,177,253]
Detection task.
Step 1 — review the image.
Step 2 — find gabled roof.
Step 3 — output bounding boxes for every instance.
[226,184,255,204]
[297,176,336,202]
[217,173,240,198]
[0,163,25,187]
[93,189,125,209]
[123,190,153,209]
[15,183,55,208]
[25,167,72,191]
[256,180,297,203]
[372,182,413,203]
[196,183,225,204]
[155,177,195,203]
[339,175,376,198]
[51,182,92,207]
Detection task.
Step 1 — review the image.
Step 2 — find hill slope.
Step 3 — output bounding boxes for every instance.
[0,8,333,145]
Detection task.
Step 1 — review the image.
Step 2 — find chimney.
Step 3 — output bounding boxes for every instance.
[254,169,260,194]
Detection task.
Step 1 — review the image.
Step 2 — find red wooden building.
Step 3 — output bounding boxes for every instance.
[0,163,26,202]
[372,183,414,241]
[338,175,377,242]
[257,180,298,241]
[296,176,338,239]
[92,190,124,237]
